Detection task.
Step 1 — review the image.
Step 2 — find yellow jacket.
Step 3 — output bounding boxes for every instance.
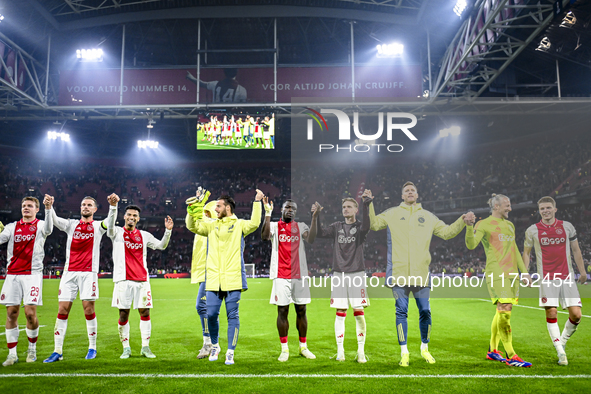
[187,202,262,291]
[369,202,465,286]
[186,202,216,284]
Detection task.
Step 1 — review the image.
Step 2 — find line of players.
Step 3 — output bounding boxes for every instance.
[185,183,585,367]
[0,193,173,366]
[198,114,275,149]
[0,182,585,367]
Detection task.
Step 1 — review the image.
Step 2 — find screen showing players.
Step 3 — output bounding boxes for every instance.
[197,112,276,150]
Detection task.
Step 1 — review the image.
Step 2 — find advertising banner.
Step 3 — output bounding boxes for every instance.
[58,65,422,105]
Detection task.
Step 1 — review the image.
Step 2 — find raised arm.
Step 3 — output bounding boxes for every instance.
[148,216,173,250]
[51,209,70,232]
[261,196,273,241]
[304,202,323,244]
[42,194,54,237]
[242,189,263,236]
[465,221,485,250]
[433,215,466,240]
[106,193,120,238]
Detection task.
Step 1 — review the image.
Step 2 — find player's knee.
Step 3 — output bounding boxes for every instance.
[545,308,558,319]
[6,308,18,322]
[570,310,582,323]
[419,308,431,318]
[24,310,37,322]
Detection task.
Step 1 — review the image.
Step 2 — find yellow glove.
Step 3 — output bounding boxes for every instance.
[0,221,4,233]
[186,190,211,218]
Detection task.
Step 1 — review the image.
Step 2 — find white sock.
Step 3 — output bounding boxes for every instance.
[335,312,346,352]
[401,344,409,355]
[299,341,307,348]
[421,342,428,351]
[54,316,68,354]
[547,319,561,349]
[140,318,151,347]
[281,341,289,351]
[203,335,212,346]
[118,320,130,349]
[226,349,234,357]
[26,328,39,351]
[86,315,98,350]
[6,327,19,356]
[561,318,579,344]
[354,311,366,353]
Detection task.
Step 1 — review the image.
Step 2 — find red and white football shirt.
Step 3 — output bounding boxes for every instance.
[524,219,577,278]
[54,206,116,273]
[269,220,309,280]
[109,226,172,282]
[0,211,53,275]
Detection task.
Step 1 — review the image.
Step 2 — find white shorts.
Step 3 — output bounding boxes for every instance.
[254,131,263,139]
[59,271,99,302]
[539,279,582,309]
[270,278,311,306]
[330,271,370,309]
[0,273,43,306]
[263,131,271,140]
[112,281,153,309]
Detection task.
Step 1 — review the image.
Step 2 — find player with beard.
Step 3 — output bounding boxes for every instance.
[43,194,118,363]
[186,191,263,365]
[261,198,319,362]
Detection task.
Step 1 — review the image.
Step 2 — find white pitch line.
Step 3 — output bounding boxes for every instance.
[0,325,46,336]
[477,299,591,318]
[0,373,589,379]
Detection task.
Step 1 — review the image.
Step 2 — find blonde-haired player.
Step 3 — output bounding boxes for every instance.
[465,193,532,367]
[523,196,586,366]
[0,195,54,366]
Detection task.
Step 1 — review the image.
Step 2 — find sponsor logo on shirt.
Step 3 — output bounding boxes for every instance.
[541,237,566,246]
[73,231,94,240]
[15,234,35,242]
[125,241,144,250]
[497,234,515,242]
[338,235,356,244]
[279,234,300,243]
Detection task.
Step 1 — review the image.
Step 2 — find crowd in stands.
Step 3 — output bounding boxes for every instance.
[1,132,591,278]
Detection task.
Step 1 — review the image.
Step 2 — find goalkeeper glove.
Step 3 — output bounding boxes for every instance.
[264,201,273,217]
[187,190,211,219]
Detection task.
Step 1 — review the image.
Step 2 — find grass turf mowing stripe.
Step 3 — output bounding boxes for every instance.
[1,373,590,378]
[477,299,591,318]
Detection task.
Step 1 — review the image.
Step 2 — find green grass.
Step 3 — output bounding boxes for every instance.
[196,130,274,150]
[0,278,590,393]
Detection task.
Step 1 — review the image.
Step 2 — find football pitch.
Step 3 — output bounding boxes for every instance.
[0,279,590,393]
[196,130,274,150]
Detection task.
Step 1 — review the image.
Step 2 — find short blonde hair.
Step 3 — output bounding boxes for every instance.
[342,198,358,208]
[487,193,509,212]
[537,196,556,207]
[402,181,417,193]
[22,196,39,208]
